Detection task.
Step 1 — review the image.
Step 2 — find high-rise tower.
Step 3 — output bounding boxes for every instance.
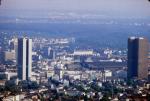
[127,37,149,80]
[17,38,32,80]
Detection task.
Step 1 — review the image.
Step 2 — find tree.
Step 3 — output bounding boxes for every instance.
[100,94,109,101]
[28,81,39,89]
[0,85,4,93]
[5,80,20,94]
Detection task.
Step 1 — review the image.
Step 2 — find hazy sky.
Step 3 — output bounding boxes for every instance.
[0,0,150,17]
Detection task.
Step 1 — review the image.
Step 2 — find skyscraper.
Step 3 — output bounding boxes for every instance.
[17,38,32,80]
[127,37,149,80]
[48,47,55,60]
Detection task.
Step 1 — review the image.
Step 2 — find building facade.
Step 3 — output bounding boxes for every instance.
[127,37,149,80]
[17,38,32,80]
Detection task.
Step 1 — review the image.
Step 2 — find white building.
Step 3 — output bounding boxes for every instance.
[104,70,112,77]
[73,50,93,56]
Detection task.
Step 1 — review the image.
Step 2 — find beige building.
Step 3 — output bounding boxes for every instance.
[4,50,16,61]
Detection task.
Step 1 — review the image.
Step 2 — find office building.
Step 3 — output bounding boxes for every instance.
[13,38,18,61]
[17,38,32,80]
[4,50,16,62]
[127,37,149,80]
[73,50,93,56]
[48,47,55,60]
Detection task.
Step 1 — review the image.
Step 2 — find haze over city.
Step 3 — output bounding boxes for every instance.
[1,0,150,17]
[0,1,150,100]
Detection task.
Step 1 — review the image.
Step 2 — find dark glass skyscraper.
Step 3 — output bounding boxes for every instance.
[17,38,32,80]
[127,37,149,80]
[48,47,55,60]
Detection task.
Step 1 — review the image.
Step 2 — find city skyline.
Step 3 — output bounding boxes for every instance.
[0,0,150,100]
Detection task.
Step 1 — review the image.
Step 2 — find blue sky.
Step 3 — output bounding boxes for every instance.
[0,0,150,17]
